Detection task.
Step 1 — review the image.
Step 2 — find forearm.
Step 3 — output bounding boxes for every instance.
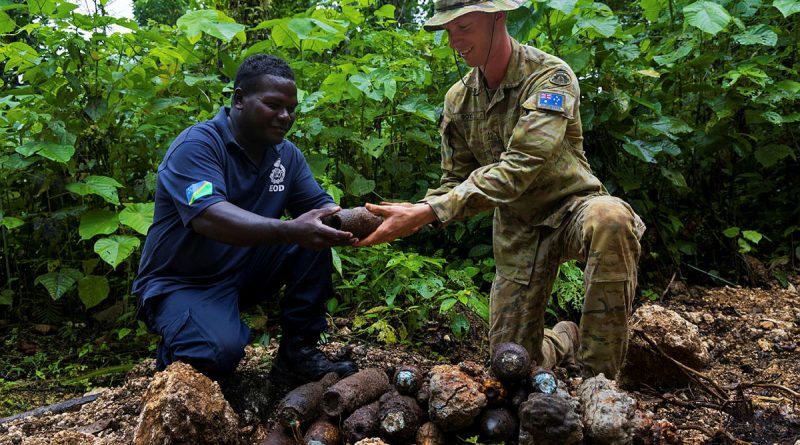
[191,201,289,246]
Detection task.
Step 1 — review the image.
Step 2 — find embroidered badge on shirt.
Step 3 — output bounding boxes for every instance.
[268,158,286,192]
[549,69,571,86]
[537,92,565,112]
[186,180,213,205]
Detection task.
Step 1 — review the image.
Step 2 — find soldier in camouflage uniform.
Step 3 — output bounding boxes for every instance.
[356,0,645,379]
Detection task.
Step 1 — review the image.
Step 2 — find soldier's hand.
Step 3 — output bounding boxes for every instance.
[354,203,436,246]
[283,207,357,249]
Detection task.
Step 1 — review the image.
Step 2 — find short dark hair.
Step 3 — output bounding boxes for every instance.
[234,54,295,91]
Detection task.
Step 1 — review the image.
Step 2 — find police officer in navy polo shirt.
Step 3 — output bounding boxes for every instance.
[132,54,358,382]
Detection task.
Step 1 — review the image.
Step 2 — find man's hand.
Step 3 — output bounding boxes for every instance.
[354,203,437,246]
[283,206,358,250]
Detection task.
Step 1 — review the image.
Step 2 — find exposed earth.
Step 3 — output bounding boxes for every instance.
[0,278,798,444]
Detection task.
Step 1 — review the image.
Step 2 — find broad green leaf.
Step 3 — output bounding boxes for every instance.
[361,137,389,158]
[660,167,688,189]
[35,268,83,301]
[548,0,577,14]
[66,175,123,205]
[398,95,437,122]
[733,25,777,46]
[723,227,740,237]
[773,0,800,16]
[1,216,24,229]
[640,0,665,21]
[176,9,245,44]
[0,42,40,71]
[754,144,793,167]
[79,209,119,240]
[653,44,693,66]
[349,175,375,197]
[77,275,109,309]
[374,4,395,18]
[331,248,343,276]
[16,141,74,163]
[738,238,753,252]
[26,0,56,15]
[119,202,155,235]
[742,230,762,243]
[0,10,14,33]
[643,116,693,139]
[94,235,140,269]
[623,140,680,163]
[439,297,458,313]
[683,1,731,35]
[575,15,619,37]
[450,313,470,338]
[0,289,12,306]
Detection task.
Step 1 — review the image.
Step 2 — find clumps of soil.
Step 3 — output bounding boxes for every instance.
[0,281,798,444]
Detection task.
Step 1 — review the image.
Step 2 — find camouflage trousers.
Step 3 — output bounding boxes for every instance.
[489,195,645,378]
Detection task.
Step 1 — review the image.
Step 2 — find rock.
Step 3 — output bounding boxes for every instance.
[354,438,389,445]
[518,389,583,445]
[579,374,637,444]
[428,364,487,431]
[22,430,94,445]
[132,362,241,445]
[620,304,710,389]
[757,339,772,352]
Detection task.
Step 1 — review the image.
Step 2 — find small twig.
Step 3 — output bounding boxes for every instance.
[728,382,800,399]
[685,263,737,287]
[676,424,751,445]
[661,271,677,299]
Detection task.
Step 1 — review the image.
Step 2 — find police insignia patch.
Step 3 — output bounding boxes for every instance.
[537,91,565,112]
[549,69,571,86]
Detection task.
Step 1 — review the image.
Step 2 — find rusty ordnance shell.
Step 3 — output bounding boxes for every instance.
[342,400,380,444]
[323,368,390,417]
[479,407,519,442]
[509,385,530,410]
[529,366,558,394]
[427,364,487,432]
[491,342,531,382]
[416,422,446,445]
[304,419,341,445]
[416,381,430,409]
[320,207,383,239]
[277,372,339,429]
[392,365,423,396]
[378,392,423,442]
[480,377,508,406]
[518,391,583,445]
[257,426,294,445]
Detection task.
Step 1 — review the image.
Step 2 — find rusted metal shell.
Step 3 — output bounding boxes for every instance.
[322,368,390,417]
[491,342,531,382]
[321,207,383,239]
[277,372,339,429]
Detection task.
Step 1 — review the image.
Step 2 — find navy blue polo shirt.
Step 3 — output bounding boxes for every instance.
[132,107,333,304]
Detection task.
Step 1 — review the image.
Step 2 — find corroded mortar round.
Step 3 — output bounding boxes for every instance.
[321,207,383,239]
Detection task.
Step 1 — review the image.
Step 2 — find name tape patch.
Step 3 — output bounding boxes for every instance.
[186,180,213,205]
[537,92,565,112]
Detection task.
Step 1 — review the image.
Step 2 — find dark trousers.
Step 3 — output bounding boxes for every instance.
[142,244,332,379]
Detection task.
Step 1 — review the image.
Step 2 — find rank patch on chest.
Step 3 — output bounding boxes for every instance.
[537,92,565,112]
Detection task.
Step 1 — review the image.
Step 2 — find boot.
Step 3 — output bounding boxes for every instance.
[273,335,357,384]
[553,321,581,372]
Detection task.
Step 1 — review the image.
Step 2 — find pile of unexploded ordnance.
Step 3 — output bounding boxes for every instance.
[260,342,679,445]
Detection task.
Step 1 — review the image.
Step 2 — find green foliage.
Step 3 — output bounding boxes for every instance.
[333,244,489,344]
[548,260,585,319]
[133,0,190,26]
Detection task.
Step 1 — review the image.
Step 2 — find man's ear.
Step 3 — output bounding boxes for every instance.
[232,87,245,109]
[495,11,506,21]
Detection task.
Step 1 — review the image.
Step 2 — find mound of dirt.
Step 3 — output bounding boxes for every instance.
[0,282,798,444]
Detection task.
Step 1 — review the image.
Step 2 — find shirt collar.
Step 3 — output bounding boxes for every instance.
[464,38,529,91]
[211,107,241,150]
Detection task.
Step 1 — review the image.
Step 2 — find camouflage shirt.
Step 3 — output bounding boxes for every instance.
[422,39,605,285]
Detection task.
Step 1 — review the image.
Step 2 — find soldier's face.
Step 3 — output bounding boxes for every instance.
[443,12,497,68]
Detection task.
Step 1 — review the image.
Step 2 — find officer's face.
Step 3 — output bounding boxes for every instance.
[234,74,297,146]
[443,12,497,68]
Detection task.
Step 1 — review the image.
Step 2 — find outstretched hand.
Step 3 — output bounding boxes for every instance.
[354,202,437,247]
[284,206,357,250]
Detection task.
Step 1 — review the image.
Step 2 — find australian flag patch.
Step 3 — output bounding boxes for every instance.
[537,91,565,112]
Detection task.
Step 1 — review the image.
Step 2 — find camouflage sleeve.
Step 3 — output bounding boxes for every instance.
[424,66,579,224]
[421,110,480,203]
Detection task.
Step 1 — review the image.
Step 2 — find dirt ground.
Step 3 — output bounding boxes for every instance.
[0,280,798,445]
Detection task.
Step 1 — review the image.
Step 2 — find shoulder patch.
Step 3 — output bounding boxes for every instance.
[549,69,571,86]
[186,180,213,205]
[537,91,565,112]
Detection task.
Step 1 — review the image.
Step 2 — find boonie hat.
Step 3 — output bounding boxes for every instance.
[423,0,526,31]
